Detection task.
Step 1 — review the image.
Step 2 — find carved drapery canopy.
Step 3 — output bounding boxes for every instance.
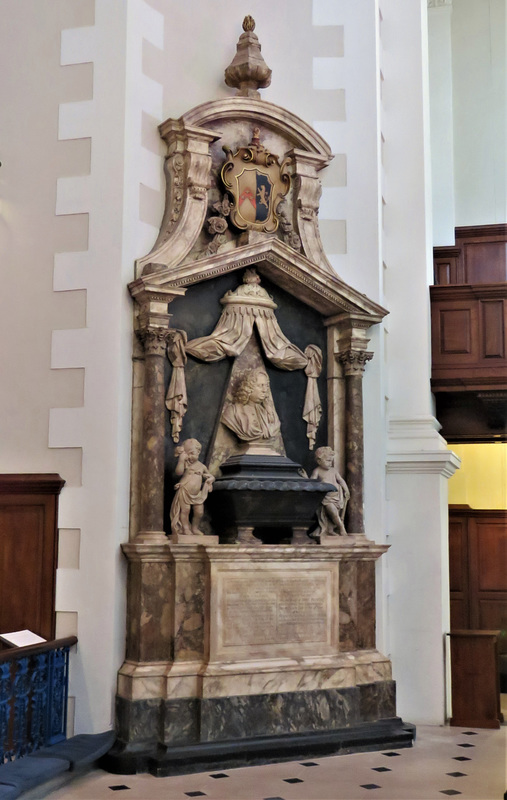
[165,270,323,449]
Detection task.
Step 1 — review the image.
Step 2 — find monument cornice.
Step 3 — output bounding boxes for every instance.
[132,237,388,324]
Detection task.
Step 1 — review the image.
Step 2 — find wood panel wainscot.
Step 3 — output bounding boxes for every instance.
[431,225,507,441]
[431,283,507,391]
[0,474,65,641]
[448,630,503,729]
[449,506,507,654]
[433,224,507,286]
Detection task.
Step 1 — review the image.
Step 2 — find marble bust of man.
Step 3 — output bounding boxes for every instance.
[221,368,281,443]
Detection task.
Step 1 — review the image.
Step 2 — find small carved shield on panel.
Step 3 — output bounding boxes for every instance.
[221,127,290,233]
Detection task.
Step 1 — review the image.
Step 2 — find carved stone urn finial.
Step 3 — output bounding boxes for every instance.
[224,16,272,99]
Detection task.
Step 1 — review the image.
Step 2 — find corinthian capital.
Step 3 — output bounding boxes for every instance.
[137,327,174,357]
[338,350,373,377]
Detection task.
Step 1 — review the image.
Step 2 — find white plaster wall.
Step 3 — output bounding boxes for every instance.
[452,0,507,225]
[428,0,506,235]
[0,0,133,734]
[428,2,456,245]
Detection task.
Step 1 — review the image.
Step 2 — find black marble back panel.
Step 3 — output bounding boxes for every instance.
[164,271,329,531]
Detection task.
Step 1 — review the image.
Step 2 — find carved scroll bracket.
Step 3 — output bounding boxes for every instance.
[136,121,220,276]
[289,149,334,274]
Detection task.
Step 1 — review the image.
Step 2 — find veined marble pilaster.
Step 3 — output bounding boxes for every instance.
[326,314,375,535]
[129,284,186,542]
[339,350,372,534]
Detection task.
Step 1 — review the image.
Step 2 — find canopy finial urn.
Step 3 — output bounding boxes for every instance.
[224,16,272,99]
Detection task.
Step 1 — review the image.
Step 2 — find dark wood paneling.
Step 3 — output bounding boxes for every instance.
[431,285,507,390]
[449,518,467,592]
[473,518,507,591]
[434,247,463,284]
[449,515,469,629]
[449,630,502,728]
[432,226,507,440]
[0,474,64,640]
[440,308,473,355]
[449,507,507,654]
[435,254,461,285]
[434,225,507,286]
[481,300,505,359]
[478,600,507,645]
[464,241,507,284]
[450,599,467,630]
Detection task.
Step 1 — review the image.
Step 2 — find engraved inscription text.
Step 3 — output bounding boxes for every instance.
[222,573,330,647]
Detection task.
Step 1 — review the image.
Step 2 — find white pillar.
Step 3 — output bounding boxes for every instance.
[387,421,459,723]
[380,0,460,723]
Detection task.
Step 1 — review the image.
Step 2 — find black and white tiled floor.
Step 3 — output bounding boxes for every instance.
[47,723,506,800]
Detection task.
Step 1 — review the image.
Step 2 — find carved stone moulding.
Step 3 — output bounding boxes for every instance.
[180,97,333,157]
[132,237,387,323]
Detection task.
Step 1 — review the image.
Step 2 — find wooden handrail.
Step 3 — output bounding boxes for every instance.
[0,636,77,663]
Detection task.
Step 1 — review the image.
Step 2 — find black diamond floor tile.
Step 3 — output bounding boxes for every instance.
[446,772,467,777]
[360,784,381,790]
[263,797,286,800]
[461,731,478,735]
[440,791,461,796]
[372,767,391,772]
[457,743,475,748]
[210,773,229,779]
[300,761,319,766]
[453,756,471,761]
[283,778,304,784]
[185,793,207,798]
[383,751,401,757]
[109,787,130,792]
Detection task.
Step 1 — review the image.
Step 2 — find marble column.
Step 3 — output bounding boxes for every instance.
[129,282,186,542]
[338,350,373,534]
[136,326,173,541]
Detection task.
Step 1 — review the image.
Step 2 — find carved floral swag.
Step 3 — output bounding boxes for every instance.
[165,275,323,449]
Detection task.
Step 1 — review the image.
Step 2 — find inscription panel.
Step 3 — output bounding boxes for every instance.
[210,563,339,660]
[223,575,328,647]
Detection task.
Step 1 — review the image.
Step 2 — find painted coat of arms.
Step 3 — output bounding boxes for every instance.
[221,127,290,232]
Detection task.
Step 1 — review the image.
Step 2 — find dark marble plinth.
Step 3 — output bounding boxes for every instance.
[112,680,399,768]
[116,696,162,749]
[102,716,415,777]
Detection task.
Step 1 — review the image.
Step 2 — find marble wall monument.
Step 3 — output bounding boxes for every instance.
[107,18,414,776]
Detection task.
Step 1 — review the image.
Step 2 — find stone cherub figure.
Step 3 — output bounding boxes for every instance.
[311,446,350,537]
[170,438,214,536]
[221,368,281,443]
